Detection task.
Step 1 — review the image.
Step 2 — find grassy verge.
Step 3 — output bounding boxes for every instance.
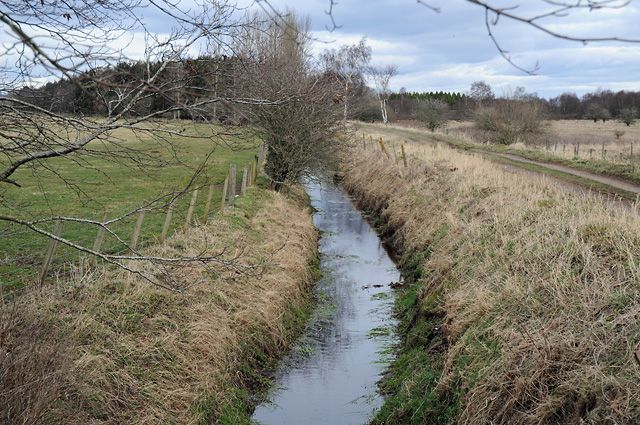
[0,184,318,424]
[0,121,258,291]
[343,139,640,424]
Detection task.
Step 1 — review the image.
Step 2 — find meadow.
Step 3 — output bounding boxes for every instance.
[0,120,259,291]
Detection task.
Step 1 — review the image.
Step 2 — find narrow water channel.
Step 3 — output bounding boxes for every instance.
[252,180,400,425]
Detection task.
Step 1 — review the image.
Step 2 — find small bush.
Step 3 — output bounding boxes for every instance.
[473,101,544,145]
[416,99,449,132]
[585,104,611,123]
[618,107,638,126]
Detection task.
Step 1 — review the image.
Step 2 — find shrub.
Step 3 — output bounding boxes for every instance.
[618,107,638,126]
[585,104,611,123]
[473,101,544,145]
[416,99,449,132]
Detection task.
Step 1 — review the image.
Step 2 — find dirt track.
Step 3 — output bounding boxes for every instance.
[357,122,640,201]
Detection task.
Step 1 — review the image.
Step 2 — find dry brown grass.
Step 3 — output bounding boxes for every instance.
[344,139,640,424]
[0,188,316,424]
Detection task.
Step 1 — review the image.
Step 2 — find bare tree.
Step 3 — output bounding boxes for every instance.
[468,80,494,105]
[320,38,371,121]
[370,65,397,124]
[234,11,344,190]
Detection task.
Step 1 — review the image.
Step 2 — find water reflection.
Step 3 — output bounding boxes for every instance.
[252,180,400,425]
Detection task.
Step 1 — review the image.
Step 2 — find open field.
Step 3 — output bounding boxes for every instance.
[343,134,640,424]
[0,121,258,291]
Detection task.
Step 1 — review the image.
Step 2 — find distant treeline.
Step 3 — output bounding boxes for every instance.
[9,56,254,122]
[389,91,469,120]
[389,91,467,105]
[549,90,640,119]
[384,87,640,122]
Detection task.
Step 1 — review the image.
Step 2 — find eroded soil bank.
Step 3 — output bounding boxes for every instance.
[341,142,640,425]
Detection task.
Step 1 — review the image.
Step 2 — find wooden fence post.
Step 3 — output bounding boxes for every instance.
[247,162,253,187]
[257,143,266,172]
[401,142,408,168]
[378,138,390,159]
[92,211,108,263]
[362,133,366,149]
[228,163,237,205]
[220,176,229,214]
[241,166,248,195]
[203,184,215,224]
[602,143,605,159]
[160,201,174,243]
[253,156,259,183]
[185,189,198,226]
[130,211,145,250]
[38,220,63,287]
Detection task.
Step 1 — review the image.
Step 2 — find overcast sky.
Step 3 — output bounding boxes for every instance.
[262,0,640,99]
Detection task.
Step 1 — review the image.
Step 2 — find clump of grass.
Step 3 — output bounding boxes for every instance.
[0,187,317,424]
[344,138,640,424]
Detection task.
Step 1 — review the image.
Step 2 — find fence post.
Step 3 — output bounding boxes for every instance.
[602,143,605,159]
[576,142,580,157]
[160,201,175,243]
[38,220,63,287]
[401,142,408,168]
[589,148,594,159]
[220,176,229,214]
[241,166,248,195]
[362,133,366,149]
[185,189,198,226]
[631,142,634,158]
[257,143,266,173]
[228,163,237,205]
[92,211,108,263]
[378,138,390,159]
[130,210,145,250]
[247,161,253,187]
[203,184,215,224]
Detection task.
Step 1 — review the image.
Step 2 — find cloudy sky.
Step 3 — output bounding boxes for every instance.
[262,0,640,99]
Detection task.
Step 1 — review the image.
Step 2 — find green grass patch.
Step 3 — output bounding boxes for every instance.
[0,121,259,290]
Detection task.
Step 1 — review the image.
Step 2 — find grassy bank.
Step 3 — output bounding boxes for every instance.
[0,186,317,424]
[343,140,640,424]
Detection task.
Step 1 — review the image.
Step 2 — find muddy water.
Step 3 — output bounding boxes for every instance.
[252,181,400,425]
